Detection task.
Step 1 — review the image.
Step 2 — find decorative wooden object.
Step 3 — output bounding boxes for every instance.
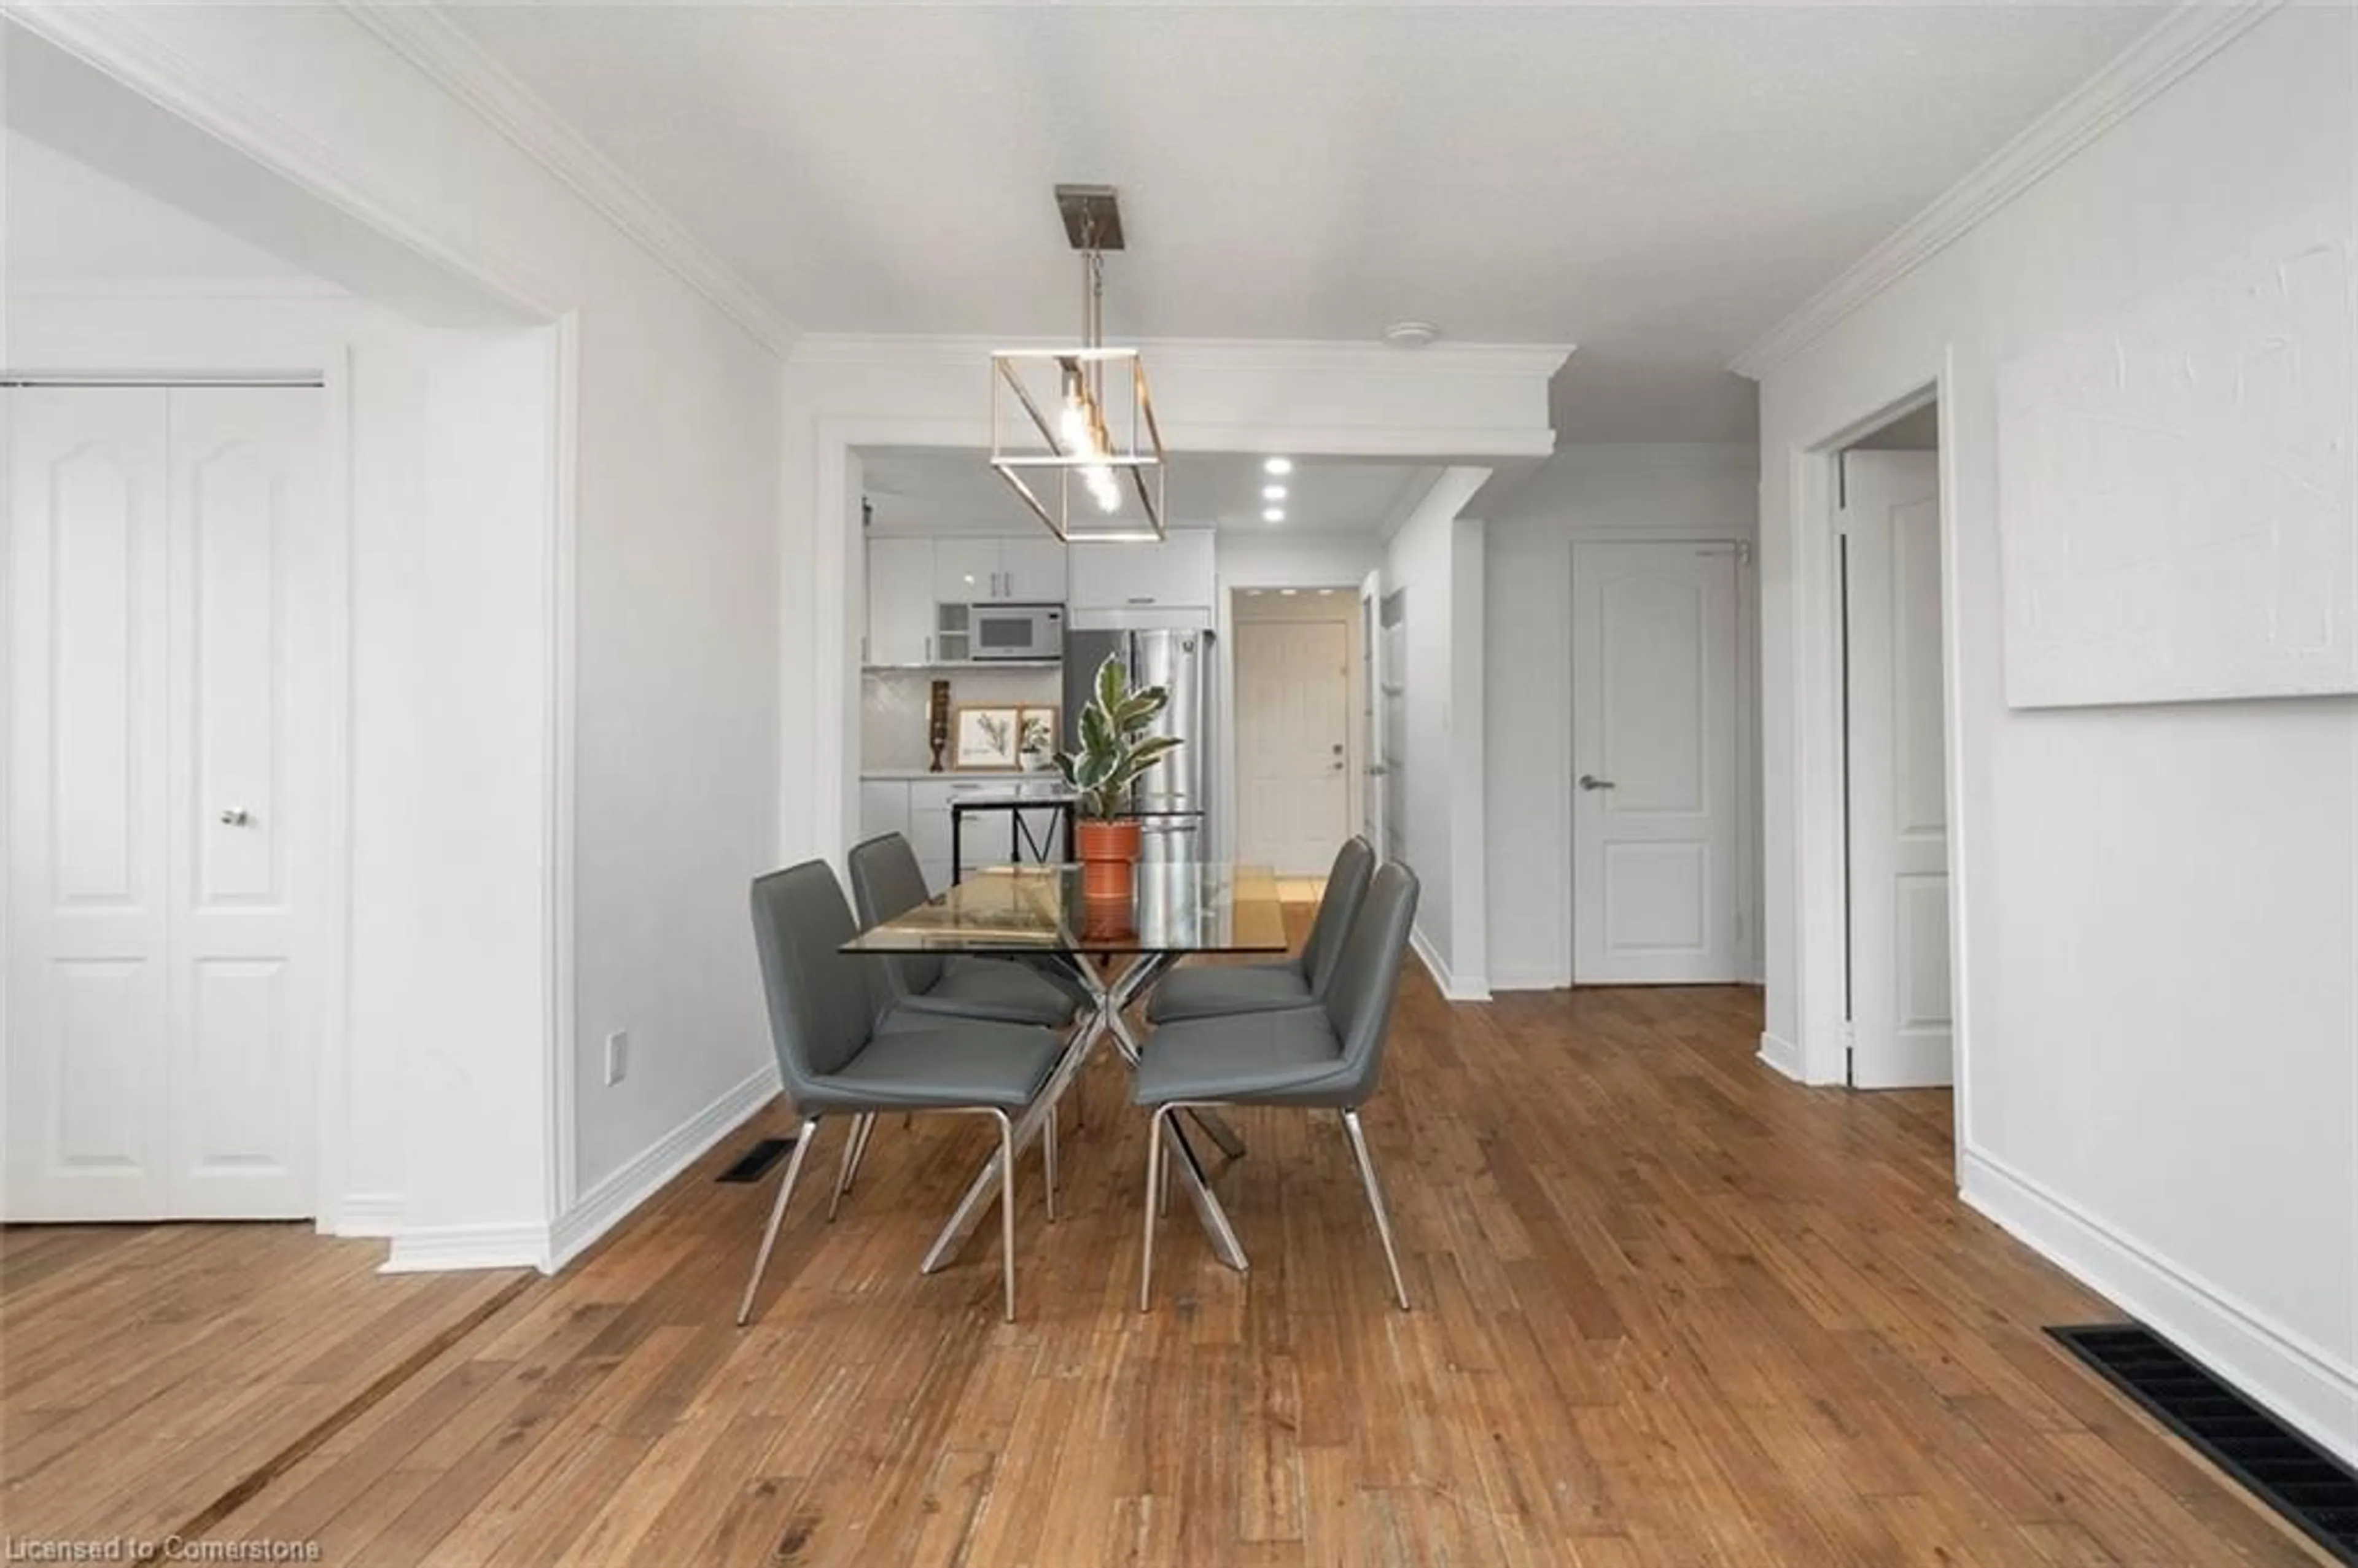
[927,680,951,773]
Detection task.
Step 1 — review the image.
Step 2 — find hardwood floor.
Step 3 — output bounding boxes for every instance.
[2,960,2324,1565]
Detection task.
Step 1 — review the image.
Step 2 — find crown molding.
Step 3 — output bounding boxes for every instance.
[790,332,1573,379]
[1729,0,2282,380]
[8,1,567,320]
[5,274,352,300]
[341,1,797,358]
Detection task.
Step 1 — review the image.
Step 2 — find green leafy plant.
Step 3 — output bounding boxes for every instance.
[1055,653,1182,820]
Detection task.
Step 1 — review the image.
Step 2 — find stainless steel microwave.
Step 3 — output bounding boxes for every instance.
[969,602,1064,661]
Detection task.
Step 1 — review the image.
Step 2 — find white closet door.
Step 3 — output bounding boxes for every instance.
[6,389,175,1218]
[163,389,322,1216]
[4,387,321,1221]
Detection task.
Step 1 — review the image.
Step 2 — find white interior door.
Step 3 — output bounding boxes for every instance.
[1572,541,1742,983]
[1842,451,1953,1089]
[6,386,323,1220]
[1234,616,1350,874]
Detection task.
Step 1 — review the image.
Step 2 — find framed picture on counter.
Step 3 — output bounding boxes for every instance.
[1016,705,1060,771]
[952,705,1023,770]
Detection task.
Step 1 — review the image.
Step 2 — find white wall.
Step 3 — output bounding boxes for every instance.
[1484,444,1760,987]
[12,4,790,1268]
[1380,469,1491,996]
[1754,7,2356,1459]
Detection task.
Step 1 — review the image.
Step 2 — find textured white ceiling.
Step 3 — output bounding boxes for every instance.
[5,130,309,283]
[445,2,2165,438]
[863,449,1434,536]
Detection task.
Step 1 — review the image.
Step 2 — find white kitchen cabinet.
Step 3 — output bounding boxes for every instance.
[930,539,1002,605]
[1068,529,1215,614]
[866,537,938,664]
[996,536,1068,602]
[930,537,1067,605]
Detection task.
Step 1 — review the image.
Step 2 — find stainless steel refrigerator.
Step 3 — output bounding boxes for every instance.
[1062,626,1214,862]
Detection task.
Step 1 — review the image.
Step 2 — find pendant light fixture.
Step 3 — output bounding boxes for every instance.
[989,185,1167,542]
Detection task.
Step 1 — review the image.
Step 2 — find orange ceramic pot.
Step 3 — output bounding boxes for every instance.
[1075,818,1142,901]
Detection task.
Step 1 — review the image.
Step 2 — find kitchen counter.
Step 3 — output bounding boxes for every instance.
[859,767,1065,785]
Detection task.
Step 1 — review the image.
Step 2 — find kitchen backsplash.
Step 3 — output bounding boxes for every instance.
[861,667,1063,771]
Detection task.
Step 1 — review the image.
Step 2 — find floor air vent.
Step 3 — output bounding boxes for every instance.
[2050,1324,2358,1563]
[717,1136,795,1184]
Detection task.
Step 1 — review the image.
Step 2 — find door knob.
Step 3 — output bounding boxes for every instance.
[1578,775,1616,791]
[219,808,252,826]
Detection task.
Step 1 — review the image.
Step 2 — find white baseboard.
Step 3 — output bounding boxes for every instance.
[1756,1030,1804,1081]
[380,1221,549,1275]
[547,1062,781,1273]
[1488,964,1568,992]
[1410,923,1492,1003]
[332,1192,402,1238]
[1961,1146,2358,1467]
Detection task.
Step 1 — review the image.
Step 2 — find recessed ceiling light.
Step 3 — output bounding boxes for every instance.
[1318,588,1339,596]
[1280,588,1299,596]
[1262,507,1285,523]
[1384,320,1441,348]
[1264,457,1293,476]
[1262,484,1288,501]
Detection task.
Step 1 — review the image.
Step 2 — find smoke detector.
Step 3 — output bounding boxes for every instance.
[1383,320,1441,348]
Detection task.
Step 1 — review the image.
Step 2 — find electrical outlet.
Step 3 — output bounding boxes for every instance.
[604,1030,629,1087]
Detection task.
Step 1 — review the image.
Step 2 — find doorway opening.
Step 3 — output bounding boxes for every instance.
[1837,397,1956,1090]
[1230,585,1364,889]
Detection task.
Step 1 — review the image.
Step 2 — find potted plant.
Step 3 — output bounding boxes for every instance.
[1055,653,1182,899]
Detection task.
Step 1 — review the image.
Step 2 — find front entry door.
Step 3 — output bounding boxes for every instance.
[6,386,325,1219]
[1235,616,1351,875]
[1842,451,1953,1089]
[1571,541,1743,983]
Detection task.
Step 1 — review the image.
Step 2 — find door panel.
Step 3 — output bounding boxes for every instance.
[166,389,319,1214]
[7,389,173,1217]
[1235,617,1350,875]
[1844,452,1953,1088]
[1573,542,1741,983]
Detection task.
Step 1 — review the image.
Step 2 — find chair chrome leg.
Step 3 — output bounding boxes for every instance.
[990,1108,1018,1322]
[1340,1108,1411,1311]
[1043,1096,1060,1222]
[1139,1104,1172,1311]
[847,1111,876,1185]
[827,1112,871,1222]
[737,1116,819,1326]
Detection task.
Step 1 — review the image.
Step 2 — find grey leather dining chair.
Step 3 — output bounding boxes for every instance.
[740,860,1065,1325]
[847,834,1082,1028]
[1132,861,1420,1312]
[1145,836,1376,1024]
[840,833,1082,1219]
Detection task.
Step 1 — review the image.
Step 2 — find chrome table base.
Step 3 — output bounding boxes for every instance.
[918,952,1251,1276]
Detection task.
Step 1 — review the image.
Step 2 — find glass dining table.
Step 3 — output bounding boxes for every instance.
[842,860,1290,1276]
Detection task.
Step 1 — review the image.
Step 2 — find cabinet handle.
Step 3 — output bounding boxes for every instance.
[1127,596,1155,605]
[925,635,933,663]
